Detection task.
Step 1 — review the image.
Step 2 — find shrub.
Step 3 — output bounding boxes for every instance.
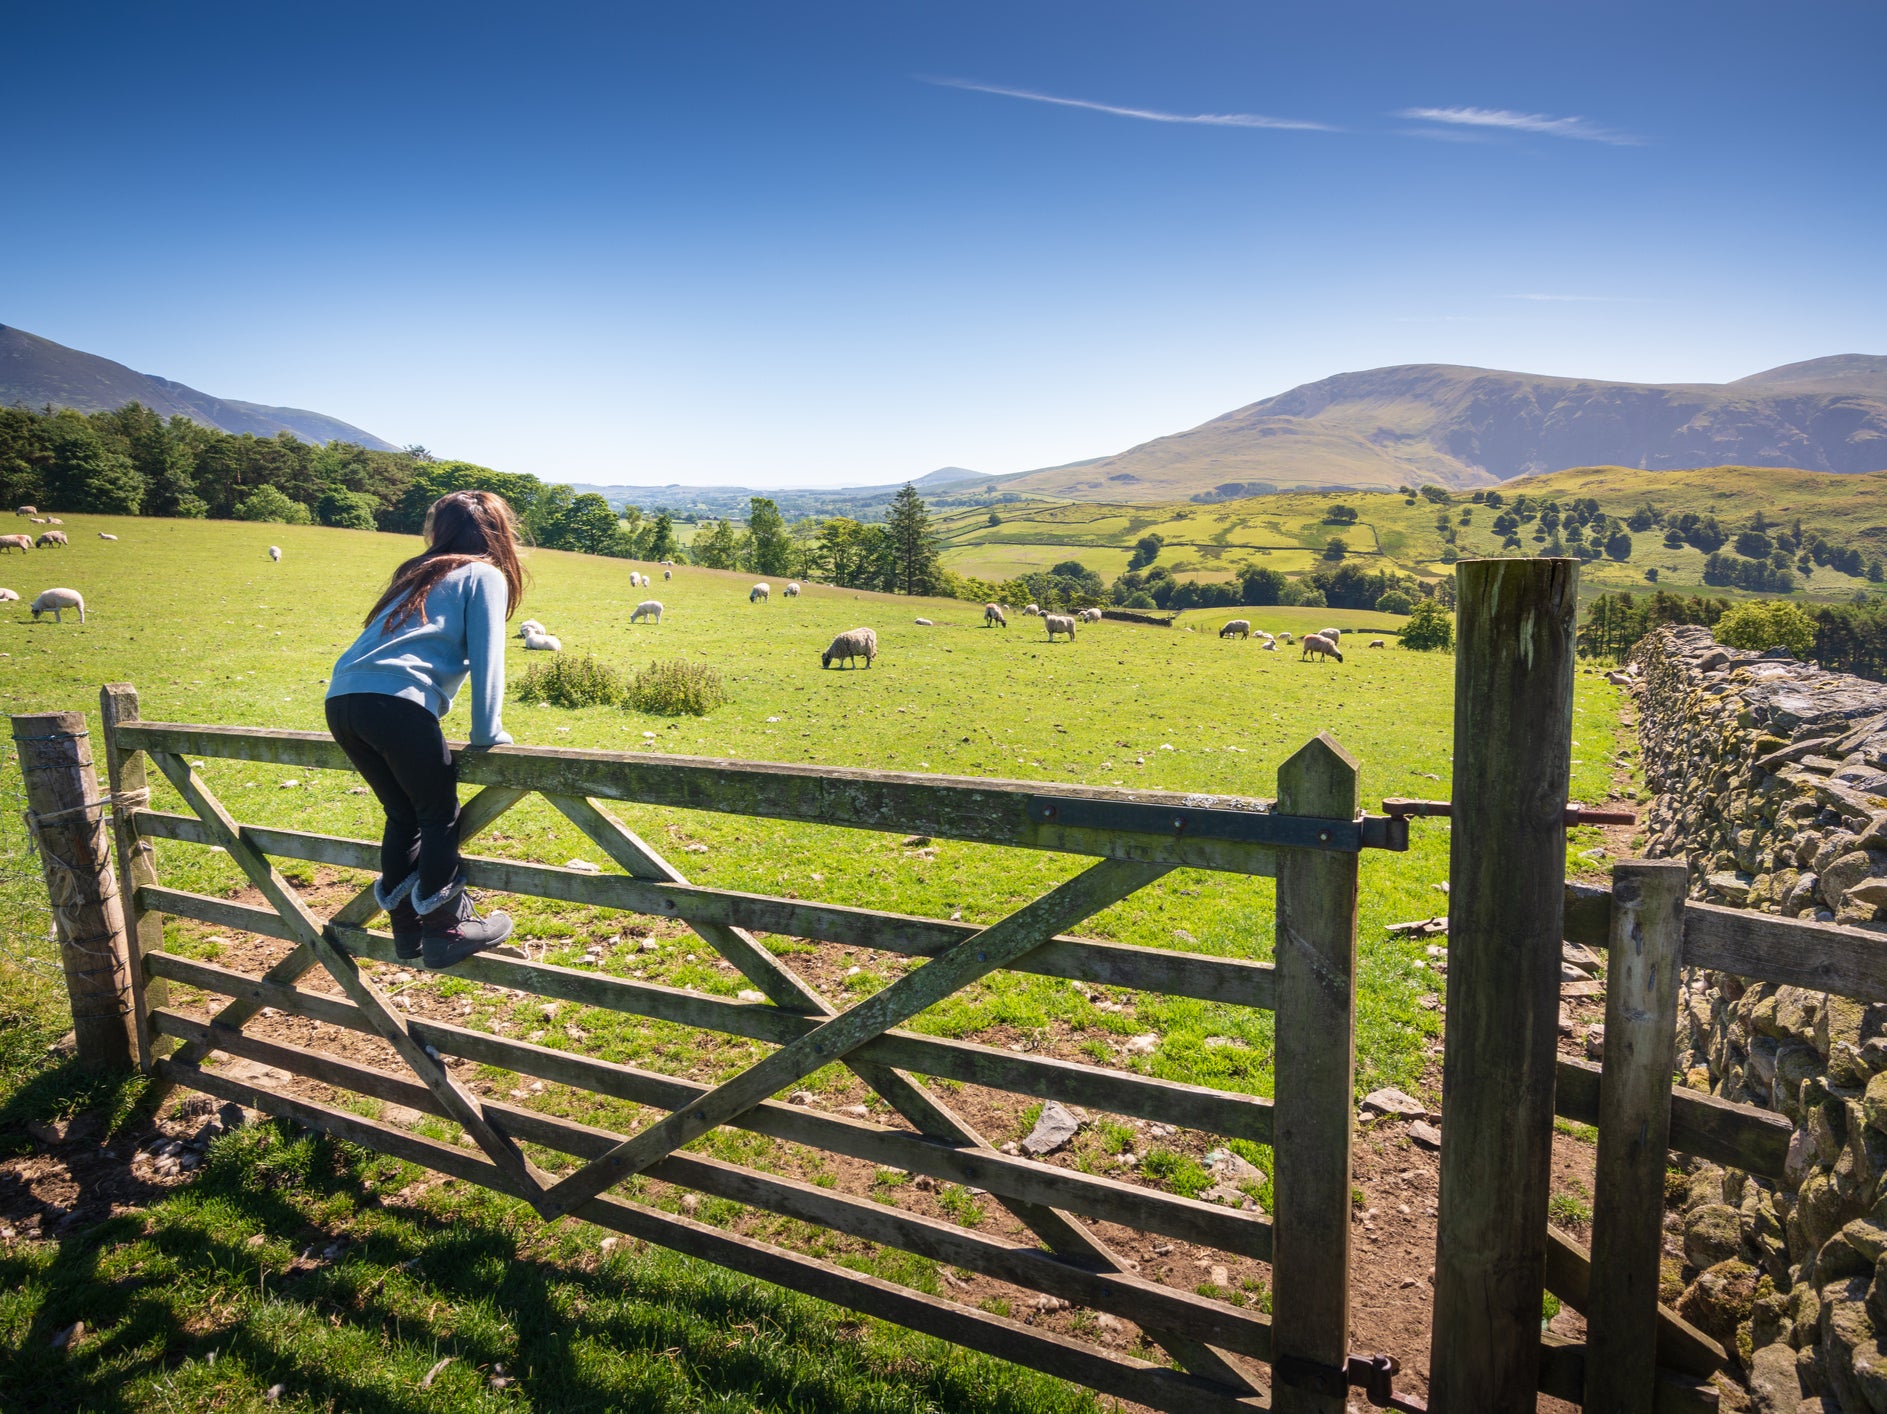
[514,653,627,708]
[1293,586,1328,609]
[235,484,312,524]
[1714,600,1815,658]
[1374,590,1415,615]
[316,488,380,531]
[626,659,728,716]
[1401,599,1455,652]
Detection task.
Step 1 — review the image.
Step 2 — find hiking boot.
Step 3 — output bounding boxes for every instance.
[415,868,513,969]
[373,874,423,961]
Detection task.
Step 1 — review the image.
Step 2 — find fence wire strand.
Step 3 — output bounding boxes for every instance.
[0,741,61,980]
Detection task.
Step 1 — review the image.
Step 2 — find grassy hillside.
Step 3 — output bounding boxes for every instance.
[935,464,1887,606]
[0,514,1627,1410]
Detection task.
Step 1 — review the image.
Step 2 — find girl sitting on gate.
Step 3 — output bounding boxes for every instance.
[326,489,521,969]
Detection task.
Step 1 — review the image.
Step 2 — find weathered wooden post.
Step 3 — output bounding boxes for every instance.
[10,710,138,1070]
[1271,733,1361,1414]
[1428,557,1578,1410]
[100,684,167,1071]
[1584,858,1688,1413]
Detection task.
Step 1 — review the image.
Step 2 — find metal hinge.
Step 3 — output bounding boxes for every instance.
[1276,1352,1428,1412]
[1382,797,1636,827]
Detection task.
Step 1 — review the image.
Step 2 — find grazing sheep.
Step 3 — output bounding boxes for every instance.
[31,588,85,624]
[521,625,562,651]
[1256,630,1275,641]
[0,587,18,602]
[1081,608,1103,623]
[631,599,664,624]
[1368,639,1385,649]
[517,619,546,638]
[15,506,35,516]
[750,583,770,603]
[914,617,932,626]
[1023,603,1041,616]
[1043,613,1077,642]
[0,534,31,554]
[34,531,67,548]
[822,627,877,669]
[1300,632,1343,663]
[1278,632,1294,645]
[98,532,118,540]
[984,603,1007,628]
[1319,627,1342,642]
[1220,619,1251,639]
[784,582,800,597]
[268,545,282,562]
[663,569,671,580]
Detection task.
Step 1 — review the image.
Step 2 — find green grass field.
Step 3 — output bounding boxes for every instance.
[0,513,1627,1411]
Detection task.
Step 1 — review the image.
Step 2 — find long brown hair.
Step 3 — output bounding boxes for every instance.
[367,490,526,632]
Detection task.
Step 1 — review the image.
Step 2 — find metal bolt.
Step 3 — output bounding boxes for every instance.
[1319,830,1331,843]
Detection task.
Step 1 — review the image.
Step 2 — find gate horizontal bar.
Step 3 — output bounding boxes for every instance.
[115,721,1398,873]
[158,1055,1267,1414]
[1553,1056,1791,1180]
[148,948,1275,1144]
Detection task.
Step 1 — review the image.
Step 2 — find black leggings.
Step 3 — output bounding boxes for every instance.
[325,693,462,897]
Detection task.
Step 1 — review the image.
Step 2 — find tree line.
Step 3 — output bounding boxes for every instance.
[1578,589,1887,683]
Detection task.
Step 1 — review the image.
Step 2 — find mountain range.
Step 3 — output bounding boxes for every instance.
[0,324,396,450]
[997,356,1887,501]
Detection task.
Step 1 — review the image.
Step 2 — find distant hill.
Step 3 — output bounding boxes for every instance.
[576,465,1028,520]
[0,324,396,450]
[1001,357,1887,500]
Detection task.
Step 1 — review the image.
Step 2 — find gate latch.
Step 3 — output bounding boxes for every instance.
[1382,797,1636,827]
[1275,1352,1428,1413]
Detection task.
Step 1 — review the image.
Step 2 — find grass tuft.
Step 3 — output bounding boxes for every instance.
[625,658,728,716]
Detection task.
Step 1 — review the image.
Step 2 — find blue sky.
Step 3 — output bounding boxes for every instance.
[5,1,1882,486]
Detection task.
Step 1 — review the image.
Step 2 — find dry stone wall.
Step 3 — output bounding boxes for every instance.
[1632,624,1887,1412]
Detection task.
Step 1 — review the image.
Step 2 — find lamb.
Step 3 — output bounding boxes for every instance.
[98,533,118,541]
[35,531,67,548]
[914,617,932,626]
[521,625,562,651]
[984,603,1007,628]
[45,517,61,525]
[631,599,664,624]
[31,588,85,624]
[1261,639,1277,651]
[663,569,671,580]
[1278,632,1294,645]
[1368,639,1385,649]
[784,582,801,597]
[1080,608,1103,623]
[517,619,546,637]
[628,571,641,588]
[1220,619,1251,639]
[0,587,18,602]
[1301,632,1343,663]
[750,583,770,603]
[268,545,281,562]
[822,627,877,669]
[1023,603,1041,616]
[0,534,31,554]
[1043,613,1077,642]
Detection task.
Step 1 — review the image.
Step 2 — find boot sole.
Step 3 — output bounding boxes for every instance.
[422,915,515,970]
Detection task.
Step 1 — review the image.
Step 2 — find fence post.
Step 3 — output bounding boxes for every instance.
[1270,732,1361,1414]
[1428,557,1578,1410]
[1584,858,1688,1413]
[10,710,138,1071]
[100,684,168,1072]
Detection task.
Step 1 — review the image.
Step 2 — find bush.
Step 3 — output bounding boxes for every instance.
[626,659,728,716]
[1374,590,1415,615]
[1293,586,1328,609]
[1714,600,1815,658]
[1401,599,1455,652]
[514,653,627,708]
[316,488,380,531]
[235,484,312,525]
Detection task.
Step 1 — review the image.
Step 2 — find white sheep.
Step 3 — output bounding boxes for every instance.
[1368,638,1385,649]
[0,587,18,602]
[628,571,640,588]
[914,617,932,626]
[1220,619,1251,639]
[0,534,31,554]
[1261,639,1277,651]
[31,588,85,624]
[822,627,877,669]
[784,582,800,597]
[1256,630,1275,641]
[517,619,546,638]
[1279,632,1294,645]
[1301,632,1343,663]
[98,532,118,541]
[34,531,67,548]
[1023,603,1041,616]
[521,626,562,651]
[45,517,61,525]
[1319,627,1342,641]
[751,583,770,603]
[14,505,35,516]
[631,599,664,624]
[28,517,45,523]
[1080,608,1103,622]
[1043,613,1077,642]
[984,603,1007,628]
[268,545,282,562]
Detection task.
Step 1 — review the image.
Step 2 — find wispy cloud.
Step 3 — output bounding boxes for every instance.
[927,78,1335,132]
[1397,106,1643,146]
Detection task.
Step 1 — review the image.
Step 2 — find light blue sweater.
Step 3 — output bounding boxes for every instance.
[327,562,513,746]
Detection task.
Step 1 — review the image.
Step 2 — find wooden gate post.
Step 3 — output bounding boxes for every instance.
[10,710,138,1071]
[1428,558,1578,1410]
[1584,858,1688,1413]
[100,684,168,1071]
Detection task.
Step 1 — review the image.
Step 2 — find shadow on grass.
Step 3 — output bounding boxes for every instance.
[1,1121,1107,1414]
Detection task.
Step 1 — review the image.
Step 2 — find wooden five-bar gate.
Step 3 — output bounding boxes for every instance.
[19,557,1886,1412]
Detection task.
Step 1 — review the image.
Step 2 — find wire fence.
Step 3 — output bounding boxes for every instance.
[0,738,61,982]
